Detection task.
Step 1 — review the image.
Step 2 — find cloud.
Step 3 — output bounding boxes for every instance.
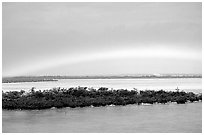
[3,3,202,76]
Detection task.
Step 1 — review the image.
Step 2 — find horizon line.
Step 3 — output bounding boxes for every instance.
[2,73,202,78]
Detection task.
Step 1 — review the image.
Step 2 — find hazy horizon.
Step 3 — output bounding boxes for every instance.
[3,2,202,77]
[2,73,202,78]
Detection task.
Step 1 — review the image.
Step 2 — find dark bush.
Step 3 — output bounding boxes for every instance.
[2,87,201,110]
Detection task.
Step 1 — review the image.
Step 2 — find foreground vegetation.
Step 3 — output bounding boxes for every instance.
[2,87,202,110]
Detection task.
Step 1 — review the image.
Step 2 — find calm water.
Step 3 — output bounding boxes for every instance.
[2,102,202,133]
[2,78,202,93]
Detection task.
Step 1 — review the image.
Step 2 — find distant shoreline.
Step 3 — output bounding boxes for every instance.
[2,75,202,83]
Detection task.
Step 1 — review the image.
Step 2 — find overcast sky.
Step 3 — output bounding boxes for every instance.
[3,2,202,77]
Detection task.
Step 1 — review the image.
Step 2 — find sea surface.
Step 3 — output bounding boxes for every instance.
[2,78,202,93]
[2,78,202,133]
[2,102,202,133]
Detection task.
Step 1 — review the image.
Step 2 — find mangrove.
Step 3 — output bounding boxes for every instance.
[2,87,202,110]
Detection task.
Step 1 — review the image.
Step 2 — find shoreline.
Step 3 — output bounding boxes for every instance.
[2,101,202,111]
[2,75,202,83]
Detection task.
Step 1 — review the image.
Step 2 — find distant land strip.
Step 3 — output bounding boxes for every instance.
[2,74,202,83]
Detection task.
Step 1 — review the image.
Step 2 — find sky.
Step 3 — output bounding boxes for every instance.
[2,2,202,77]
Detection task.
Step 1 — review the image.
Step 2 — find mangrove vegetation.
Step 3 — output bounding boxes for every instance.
[2,87,202,110]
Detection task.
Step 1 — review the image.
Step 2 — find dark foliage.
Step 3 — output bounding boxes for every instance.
[2,87,202,110]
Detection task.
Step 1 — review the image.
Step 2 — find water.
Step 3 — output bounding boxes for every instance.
[2,78,202,133]
[2,78,202,93]
[2,102,202,133]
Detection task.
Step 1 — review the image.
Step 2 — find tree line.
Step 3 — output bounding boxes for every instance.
[2,87,202,110]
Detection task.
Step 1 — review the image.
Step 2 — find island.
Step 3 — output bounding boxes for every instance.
[2,87,202,110]
[2,76,58,83]
[2,74,202,83]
